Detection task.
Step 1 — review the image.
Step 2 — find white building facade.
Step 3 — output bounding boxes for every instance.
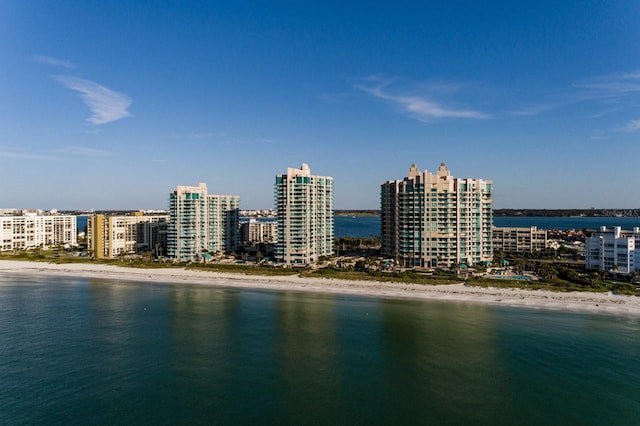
[586,226,640,274]
[240,218,277,244]
[275,163,333,266]
[167,183,240,261]
[381,163,493,268]
[0,213,77,251]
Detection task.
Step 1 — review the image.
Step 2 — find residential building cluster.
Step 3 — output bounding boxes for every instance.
[6,161,638,279]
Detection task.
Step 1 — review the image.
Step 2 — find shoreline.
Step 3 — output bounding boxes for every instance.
[1,259,639,316]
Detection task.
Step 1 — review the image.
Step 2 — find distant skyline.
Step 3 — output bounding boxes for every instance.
[1,1,639,210]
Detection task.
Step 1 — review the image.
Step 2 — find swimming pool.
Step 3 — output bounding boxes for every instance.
[487,275,532,281]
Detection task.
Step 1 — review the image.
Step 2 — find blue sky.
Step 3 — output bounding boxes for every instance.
[1,1,639,210]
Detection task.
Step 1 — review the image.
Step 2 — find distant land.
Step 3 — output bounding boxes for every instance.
[334,209,640,217]
[26,208,640,218]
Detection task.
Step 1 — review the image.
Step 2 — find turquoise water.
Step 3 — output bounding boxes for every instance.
[1,274,639,424]
[488,275,532,281]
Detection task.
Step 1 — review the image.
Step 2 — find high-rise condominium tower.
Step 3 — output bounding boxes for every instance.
[275,163,333,266]
[381,163,493,268]
[167,183,239,261]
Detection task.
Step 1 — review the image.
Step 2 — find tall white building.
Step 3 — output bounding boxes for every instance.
[0,213,77,251]
[381,163,493,268]
[167,183,239,261]
[586,226,640,274]
[275,163,333,266]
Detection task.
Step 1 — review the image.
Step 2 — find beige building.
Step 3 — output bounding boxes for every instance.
[87,211,167,258]
[0,213,77,251]
[381,163,493,268]
[493,226,547,253]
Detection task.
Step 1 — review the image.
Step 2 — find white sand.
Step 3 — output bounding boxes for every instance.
[1,259,639,316]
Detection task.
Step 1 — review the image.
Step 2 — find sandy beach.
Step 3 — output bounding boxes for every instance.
[1,259,639,316]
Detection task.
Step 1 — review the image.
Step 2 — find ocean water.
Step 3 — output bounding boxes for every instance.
[333,216,640,238]
[1,274,639,425]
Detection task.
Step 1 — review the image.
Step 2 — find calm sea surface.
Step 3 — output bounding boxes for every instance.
[1,274,639,425]
[333,216,640,238]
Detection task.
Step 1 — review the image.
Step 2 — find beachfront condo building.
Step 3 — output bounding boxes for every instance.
[87,211,168,258]
[381,163,493,268]
[274,163,333,266]
[493,226,547,253]
[167,183,240,261]
[586,226,640,274]
[0,212,77,252]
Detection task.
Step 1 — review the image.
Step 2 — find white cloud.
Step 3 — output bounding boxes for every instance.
[355,80,488,122]
[619,119,640,132]
[573,71,640,96]
[188,132,215,139]
[55,146,115,157]
[32,55,75,69]
[54,76,132,125]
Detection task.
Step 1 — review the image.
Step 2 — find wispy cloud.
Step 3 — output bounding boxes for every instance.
[355,78,488,122]
[508,71,640,117]
[54,76,132,125]
[54,146,115,157]
[32,55,75,69]
[618,119,640,132]
[0,150,57,160]
[188,132,215,139]
[573,71,640,96]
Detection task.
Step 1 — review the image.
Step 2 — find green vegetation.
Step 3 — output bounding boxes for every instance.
[475,251,640,296]
[187,263,301,276]
[302,267,460,285]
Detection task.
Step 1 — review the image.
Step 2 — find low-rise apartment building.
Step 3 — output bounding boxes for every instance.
[87,211,167,258]
[0,212,77,251]
[493,226,547,253]
[586,226,640,274]
[240,218,277,244]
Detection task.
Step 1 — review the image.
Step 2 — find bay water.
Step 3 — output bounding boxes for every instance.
[334,216,640,238]
[1,274,639,425]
